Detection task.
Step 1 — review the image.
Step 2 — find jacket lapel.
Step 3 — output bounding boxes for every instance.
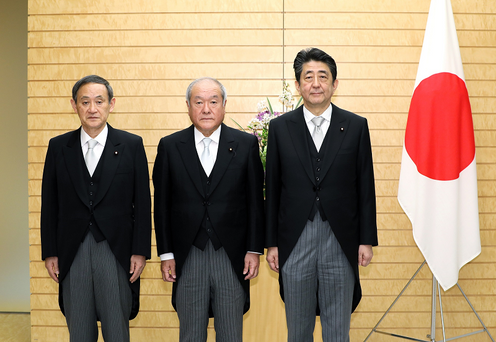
[62,128,89,207]
[208,123,237,195]
[177,126,205,197]
[318,104,350,182]
[286,107,315,184]
[93,125,125,207]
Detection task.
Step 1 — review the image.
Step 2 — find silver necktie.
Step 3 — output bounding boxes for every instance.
[201,137,213,176]
[311,116,325,151]
[85,139,98,176]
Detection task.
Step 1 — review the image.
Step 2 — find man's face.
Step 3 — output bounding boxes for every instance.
[295,60,338,114]
[71,82,115,137]
[187,79,226,137]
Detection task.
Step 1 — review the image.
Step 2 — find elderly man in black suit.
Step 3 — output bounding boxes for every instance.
[41,75,151,342]
[265,48,378,342]
[153,77,265,342]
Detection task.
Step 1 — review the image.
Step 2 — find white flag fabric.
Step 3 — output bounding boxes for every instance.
[397,0,481,291]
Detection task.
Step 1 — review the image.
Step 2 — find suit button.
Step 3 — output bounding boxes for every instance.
[316,177,320,182]
[89,222,93,226]
[207,202,211,206]
[206,181,211,185]
[206,217,210,221]
[90,182,94,186]
[202,201,207,206]
[316,158,321,162]
[316,167,321,172]
[207,229,211,232]
[89,192,93,196]
[316,197,320,201]
[89,201,93,206]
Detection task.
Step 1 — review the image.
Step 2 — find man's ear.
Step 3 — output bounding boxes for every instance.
[109,97,116,113]
[332,79,339,92]
[295,80,301,95]
[70,98,77,113]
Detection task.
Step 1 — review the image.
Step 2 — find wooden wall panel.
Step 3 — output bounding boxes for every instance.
[28,46,284,64]
[27,0,496,341]
[28,13,283,30]
[28,63,283,81]
[28,30,283,47]
[285,0,496,13]
[28,0,283,14]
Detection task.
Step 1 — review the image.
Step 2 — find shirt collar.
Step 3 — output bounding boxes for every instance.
[303,103,333,124]
[194,124,222,145]
[80,124,108,147]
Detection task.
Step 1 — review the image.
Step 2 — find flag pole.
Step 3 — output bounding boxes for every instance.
[364,262,495,342]
[430,276,438,341]
[428,276,446,342]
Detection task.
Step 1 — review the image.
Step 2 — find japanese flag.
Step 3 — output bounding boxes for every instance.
[397,0,481,291]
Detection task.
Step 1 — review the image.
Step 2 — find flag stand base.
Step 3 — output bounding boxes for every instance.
[364,261,494,342]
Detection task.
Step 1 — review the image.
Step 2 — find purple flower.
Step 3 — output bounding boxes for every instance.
[257,110,269,121]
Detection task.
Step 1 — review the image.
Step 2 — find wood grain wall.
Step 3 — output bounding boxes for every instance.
[27,0,496,341]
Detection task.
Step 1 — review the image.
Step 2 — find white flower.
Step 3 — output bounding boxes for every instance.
[278,81,295,108]
[248,118,263,130]
[279,93,294,107]
[262,112,275,125]
[257,100,268,113]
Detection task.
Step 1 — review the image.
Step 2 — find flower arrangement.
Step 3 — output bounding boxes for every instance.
[246,99,281,169]
[232,81,302,169]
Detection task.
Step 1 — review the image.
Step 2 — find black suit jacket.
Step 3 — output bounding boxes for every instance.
[265,104,378,312]
[41,124,152,319]
[153,123,265,314]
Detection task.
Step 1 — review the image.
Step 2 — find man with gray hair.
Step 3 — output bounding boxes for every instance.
[153,77,265,341]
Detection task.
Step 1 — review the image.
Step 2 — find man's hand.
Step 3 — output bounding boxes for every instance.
[266,247,279,273]
[45,256,60,283]
[161,259,177,282]
[243,253,260,280]
[129,255,146,283]
[358,245,373,267]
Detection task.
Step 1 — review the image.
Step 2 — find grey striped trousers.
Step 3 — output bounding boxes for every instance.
[62,232,132,342]
[176,240,245,342]
[282,212,355,342]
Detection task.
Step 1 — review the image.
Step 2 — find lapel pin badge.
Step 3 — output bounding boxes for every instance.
[340,127,344,131]
[114,151,119,155]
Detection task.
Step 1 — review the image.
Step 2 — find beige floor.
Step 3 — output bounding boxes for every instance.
[0,313,30,342]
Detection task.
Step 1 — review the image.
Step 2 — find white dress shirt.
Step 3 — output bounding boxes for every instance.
[195,125,221,176]
[80,124,108,165]
[303,104,333,151]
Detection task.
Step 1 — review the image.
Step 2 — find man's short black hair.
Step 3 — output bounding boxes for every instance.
[293,48,337,84]
[72,75,113,103]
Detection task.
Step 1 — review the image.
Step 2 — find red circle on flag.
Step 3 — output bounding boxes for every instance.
[405,72,475,181]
